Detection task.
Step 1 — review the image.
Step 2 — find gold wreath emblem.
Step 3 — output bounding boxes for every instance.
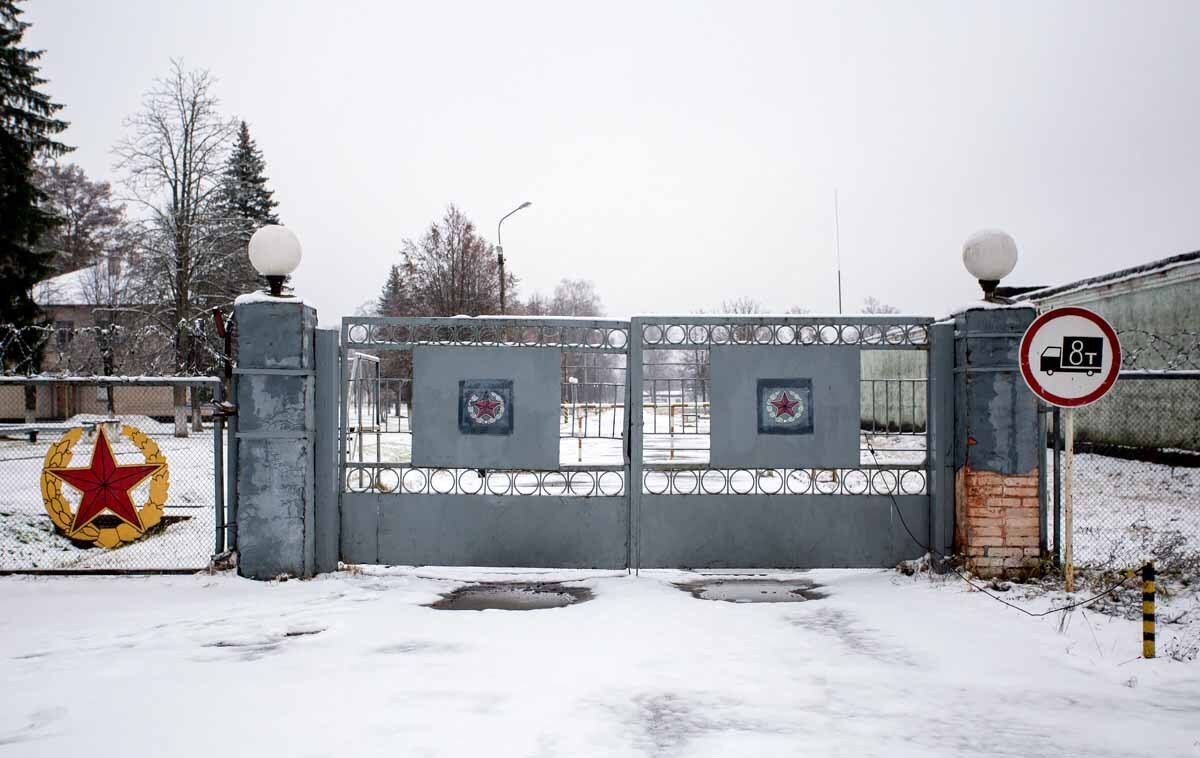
[40,425,170,549]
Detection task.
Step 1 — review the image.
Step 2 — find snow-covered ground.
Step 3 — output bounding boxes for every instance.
[1046,450,1200,571]
[0,417,217,571]
[0,567,1196,757]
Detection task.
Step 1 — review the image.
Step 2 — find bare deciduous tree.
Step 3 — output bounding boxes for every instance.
[35,161,126,274]
[861,296,900,314]
[113,60,237,434]
[113,61,237,370]
[398,204,514,316]
[720,296,766,314]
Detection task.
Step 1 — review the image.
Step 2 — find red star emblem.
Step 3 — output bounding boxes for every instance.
[471,396,502,420]
[45,427,162,533]
[769,391,799,418]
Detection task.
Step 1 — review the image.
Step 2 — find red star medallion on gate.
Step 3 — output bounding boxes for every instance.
[45,427,163,533]
[471,397,502,420]
[768,391,799,418]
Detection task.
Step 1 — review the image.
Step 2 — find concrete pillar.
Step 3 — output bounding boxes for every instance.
[953,305,1042,578]
[234,298,317,579]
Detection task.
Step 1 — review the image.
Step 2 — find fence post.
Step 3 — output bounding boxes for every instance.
[213,380,225,555]
[234,298,318,580]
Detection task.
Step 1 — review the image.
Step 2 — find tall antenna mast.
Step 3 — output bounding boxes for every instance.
[835,189,844,314]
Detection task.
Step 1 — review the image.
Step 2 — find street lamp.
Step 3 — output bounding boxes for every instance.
[496,201,532,314]
[962,229,1018,301]
[248,225,303,298]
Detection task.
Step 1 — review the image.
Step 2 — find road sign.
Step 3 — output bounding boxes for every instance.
[1019,306,1121,408]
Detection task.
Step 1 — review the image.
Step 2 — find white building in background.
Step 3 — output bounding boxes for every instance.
[1024,250,1200,454]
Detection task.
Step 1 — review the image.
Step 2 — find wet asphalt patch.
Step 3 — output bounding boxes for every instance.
[676,577,826,603]
[427,581,593,611]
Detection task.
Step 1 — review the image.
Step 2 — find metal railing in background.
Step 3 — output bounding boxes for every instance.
[0,376,226,573]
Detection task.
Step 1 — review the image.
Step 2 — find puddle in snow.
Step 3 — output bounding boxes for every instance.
[428,582,593,611]
[677,578,825,603]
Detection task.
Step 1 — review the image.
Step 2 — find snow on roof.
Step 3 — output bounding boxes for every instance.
[1024,250,1200,302]
[32,260,133,307]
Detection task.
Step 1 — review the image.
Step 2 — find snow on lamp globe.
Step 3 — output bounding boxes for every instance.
[248,224,303,297]
[962,229,1018,302]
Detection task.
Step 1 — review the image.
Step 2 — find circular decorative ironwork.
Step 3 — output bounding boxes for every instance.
[401,468,427,493]
[598,471,624,496]
[901,470,926,495]
[757,469,784,495]
[457,469,484,495]
[870,469,899,495]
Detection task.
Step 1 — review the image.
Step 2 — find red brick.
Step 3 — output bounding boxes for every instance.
[969,471,1004,484]
[972,536,1005,547]
[987,547,1026,559]
[1005,486,1038,497]
[968,526,1002,538]
[1003,475,1036,486]
[994,497,1024,508]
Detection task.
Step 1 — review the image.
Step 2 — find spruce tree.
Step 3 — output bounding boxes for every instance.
[377,264,411,316]
[0,0,68,337]
[214,121,279,298]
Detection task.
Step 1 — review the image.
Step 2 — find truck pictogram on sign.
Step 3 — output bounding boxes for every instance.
[1039,336,1104,376]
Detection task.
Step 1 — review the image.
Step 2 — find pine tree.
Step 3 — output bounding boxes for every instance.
[213,120,279,298]
[377,264,413,316]
[0,0,68,338]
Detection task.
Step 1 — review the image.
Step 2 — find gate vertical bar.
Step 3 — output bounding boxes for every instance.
[628,317,645,572]
[313,328,340,573]
[213,380,225,555]
[339,321,350,504]
[927,321,955,562]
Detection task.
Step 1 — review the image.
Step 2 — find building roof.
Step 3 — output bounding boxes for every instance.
[33,260,134,307]
[1025,250,1200,302]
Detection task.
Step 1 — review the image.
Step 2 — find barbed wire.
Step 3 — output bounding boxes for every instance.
[0,318,229,378]
[1117,329,1200,370]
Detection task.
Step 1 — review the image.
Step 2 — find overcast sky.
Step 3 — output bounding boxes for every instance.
[24,0,1200,319]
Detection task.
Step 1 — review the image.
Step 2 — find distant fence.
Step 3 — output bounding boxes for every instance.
[1050,371,1200,577]
[0,376,227,573]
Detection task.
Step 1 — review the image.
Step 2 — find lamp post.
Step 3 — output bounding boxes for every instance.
[496,201,532,314]
[248,225,303,297]
[962,229,1018,302]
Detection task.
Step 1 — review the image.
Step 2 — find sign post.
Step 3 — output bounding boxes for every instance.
[1018,306,1121,593]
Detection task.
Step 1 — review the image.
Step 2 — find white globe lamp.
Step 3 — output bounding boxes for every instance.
[248,225,303,297]
[962,229,1018,301]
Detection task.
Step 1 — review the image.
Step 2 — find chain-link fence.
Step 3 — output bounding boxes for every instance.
[1048,372,1200,579]
[0,377,226,572]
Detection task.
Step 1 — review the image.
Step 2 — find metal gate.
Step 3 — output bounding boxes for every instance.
[339,316,632,567]
[337,314,952,568]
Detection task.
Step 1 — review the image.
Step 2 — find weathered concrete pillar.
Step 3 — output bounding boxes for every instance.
[234,297,317,580]
[953,305,1042,578]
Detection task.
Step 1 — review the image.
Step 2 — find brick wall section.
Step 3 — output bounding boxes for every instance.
[958,465,1040,577]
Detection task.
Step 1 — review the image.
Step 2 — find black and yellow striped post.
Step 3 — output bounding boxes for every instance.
[1142,562,1156,659]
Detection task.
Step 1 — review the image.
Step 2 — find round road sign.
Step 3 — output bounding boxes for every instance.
[1018,306,1121,407]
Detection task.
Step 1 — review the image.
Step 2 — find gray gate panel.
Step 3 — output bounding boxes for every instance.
[709,345,861,469]
[340,495,379,564]
[411,346,561,470]
[347,493,628,568]
[638,494,928,568]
